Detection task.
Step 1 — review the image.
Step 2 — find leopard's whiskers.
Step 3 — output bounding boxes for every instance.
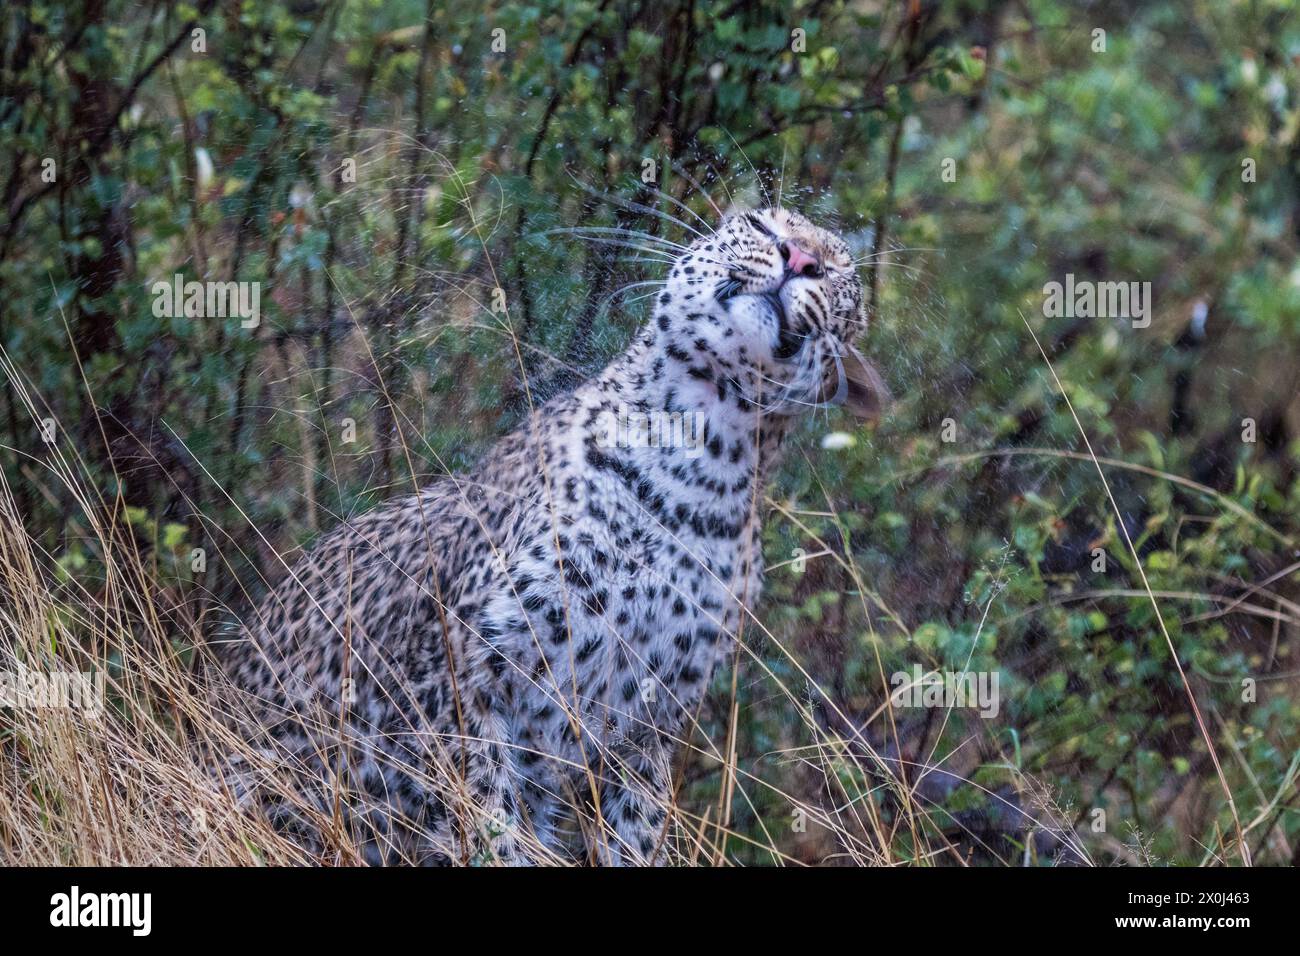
[565,169,708,240]
[639,177,719,234]
[542,226,690,252]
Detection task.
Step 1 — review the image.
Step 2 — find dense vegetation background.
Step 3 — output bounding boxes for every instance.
[3,0,1299,864]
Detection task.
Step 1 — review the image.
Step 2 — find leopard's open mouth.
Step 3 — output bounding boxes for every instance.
[769,300,805,361]
[761,292,812,361]
[715,275,809,363]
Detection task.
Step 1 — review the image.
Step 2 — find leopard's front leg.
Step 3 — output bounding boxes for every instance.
[592,735,673,866]
[462,600,575,865]
[452,697,532,865]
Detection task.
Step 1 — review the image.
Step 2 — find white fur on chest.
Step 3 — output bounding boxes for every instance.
[482,398,765,768]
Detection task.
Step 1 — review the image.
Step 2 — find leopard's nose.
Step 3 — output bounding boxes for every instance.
[779,239,823,278]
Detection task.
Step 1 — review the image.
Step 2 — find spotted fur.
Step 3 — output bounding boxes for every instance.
[216,207,886,865]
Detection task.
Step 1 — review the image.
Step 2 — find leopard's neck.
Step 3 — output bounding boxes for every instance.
[571,322,793,517]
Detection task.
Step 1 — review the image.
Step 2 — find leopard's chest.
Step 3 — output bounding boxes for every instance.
[488,458,762,759]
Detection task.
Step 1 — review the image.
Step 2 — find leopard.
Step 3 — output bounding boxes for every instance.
[213,205,890,865]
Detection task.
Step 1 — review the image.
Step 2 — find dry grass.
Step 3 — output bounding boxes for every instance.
[0,388,1092,866]
[0,166,1217,869]
[0,196,1106,867]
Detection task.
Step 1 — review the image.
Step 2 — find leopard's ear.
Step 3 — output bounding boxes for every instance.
[843,344,891,424]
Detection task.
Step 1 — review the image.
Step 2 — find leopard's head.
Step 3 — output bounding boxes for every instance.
[654,207,890,422]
